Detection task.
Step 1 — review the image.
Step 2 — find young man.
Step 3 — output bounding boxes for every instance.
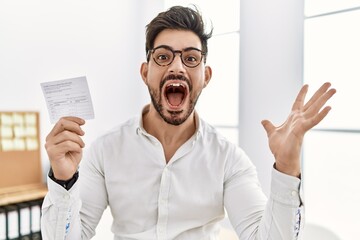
[41,6,336,240]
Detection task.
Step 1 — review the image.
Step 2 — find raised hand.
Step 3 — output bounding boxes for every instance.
[261,82,336,177]
[44,117,86,180]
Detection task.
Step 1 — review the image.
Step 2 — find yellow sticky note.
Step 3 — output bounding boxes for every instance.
[0,126,13,138]
[1,114,13,126]
[26,138,39,151]
[14,126,25,138]
[13,138,26,151]
[1,139,14,151]
[25,113,37,125]
[25,126,37,137]
[13,113,24,125]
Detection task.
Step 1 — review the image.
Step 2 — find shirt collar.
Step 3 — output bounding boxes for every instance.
[136,104,203,138]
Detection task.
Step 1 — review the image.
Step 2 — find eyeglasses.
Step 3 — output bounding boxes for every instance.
[147,45,205,68]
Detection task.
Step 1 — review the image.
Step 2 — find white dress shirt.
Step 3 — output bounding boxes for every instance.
[41,106,304,240]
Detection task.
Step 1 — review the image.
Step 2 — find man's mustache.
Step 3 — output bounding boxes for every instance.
[160,74,192,91]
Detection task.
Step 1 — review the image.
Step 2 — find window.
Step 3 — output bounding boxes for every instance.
[305,0,360,16]
[304,2,360,239]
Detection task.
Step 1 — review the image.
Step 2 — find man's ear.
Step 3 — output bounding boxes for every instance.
[203,66,212,88]
[140,62,148,85]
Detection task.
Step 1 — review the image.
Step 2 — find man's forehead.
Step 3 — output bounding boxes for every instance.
[153,29,202,49]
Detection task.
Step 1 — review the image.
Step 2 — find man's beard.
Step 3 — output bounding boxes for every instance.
[148,75,201,126]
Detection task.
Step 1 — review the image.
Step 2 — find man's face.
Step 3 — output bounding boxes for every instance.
[141,29,211,125]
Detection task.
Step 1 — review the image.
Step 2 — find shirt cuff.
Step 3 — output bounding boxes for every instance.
[270,167,303,207]
[47,175,80,207]
[48,168,79,190]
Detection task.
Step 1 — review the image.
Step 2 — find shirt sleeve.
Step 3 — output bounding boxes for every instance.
[41,176,82,240]
[41,145,109,240]
[224,152,304,240]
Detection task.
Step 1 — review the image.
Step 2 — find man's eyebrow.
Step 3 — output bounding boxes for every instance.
[183,46,202,52]
[153,44,173,50]
[153,45,202,51]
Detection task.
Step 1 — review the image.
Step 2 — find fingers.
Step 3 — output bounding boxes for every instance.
[46,129,85,149]
[291,84,309,111]
[303,82,333,111]
[304,106,332,130]
[45,116,86,163]
[304,84,336,118]
[295,82,336,130]
[46,117,85,141]
[45,139,83,157]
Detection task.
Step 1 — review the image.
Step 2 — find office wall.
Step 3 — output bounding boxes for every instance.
[240,0,304,195]
[0,0,163,179]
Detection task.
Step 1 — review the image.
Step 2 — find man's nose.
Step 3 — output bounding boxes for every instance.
[168,53,186,74]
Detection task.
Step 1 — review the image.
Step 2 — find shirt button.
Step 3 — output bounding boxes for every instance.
[63,194,70,200]
[291,191,297,197]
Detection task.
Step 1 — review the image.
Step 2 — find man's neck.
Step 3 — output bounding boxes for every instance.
[142,105,196,149]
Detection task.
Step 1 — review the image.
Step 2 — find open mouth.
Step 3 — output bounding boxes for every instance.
[165,82,187,107]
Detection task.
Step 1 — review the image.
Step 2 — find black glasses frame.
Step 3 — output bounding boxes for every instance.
[147,45,206,68]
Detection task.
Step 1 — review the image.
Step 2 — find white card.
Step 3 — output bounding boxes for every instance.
[41,76,95,123]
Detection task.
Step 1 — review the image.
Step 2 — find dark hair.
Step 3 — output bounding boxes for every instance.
[145,5,213,62]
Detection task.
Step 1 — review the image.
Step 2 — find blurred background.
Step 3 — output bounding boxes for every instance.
[0,0,359,239]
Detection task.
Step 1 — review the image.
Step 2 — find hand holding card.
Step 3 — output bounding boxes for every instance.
[41,76,94,180]
[41,76,95,124]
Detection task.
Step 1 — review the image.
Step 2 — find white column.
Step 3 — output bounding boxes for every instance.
[239,0,304,195]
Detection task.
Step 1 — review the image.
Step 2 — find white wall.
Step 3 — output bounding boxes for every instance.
[0,0,164,180]
[239,0,304,195]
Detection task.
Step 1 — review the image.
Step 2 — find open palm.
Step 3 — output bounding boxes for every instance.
[261,82,336,177]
